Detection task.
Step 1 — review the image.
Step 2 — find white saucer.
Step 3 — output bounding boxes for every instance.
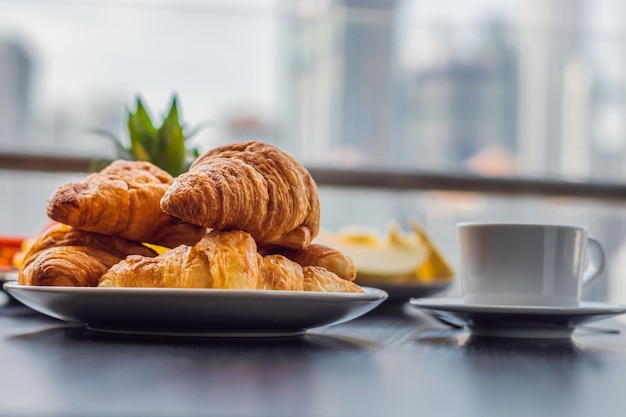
[409,297,626,339]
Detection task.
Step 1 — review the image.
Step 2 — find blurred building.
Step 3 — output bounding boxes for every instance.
[516,0,585,177]
[0,37,33,145]
[400,18,517,171]
[281,0,399,166]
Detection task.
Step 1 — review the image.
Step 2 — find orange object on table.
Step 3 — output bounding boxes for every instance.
[0,235,26,271]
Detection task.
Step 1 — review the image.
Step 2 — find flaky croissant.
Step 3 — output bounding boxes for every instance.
[46,160,206,248]
[99,230,261,289]
[259,254,304,291]
[302,266,362,293]
[18,223,157,287]
[99,230,363,293]
[259,244,357,282]
[160,141,320,249]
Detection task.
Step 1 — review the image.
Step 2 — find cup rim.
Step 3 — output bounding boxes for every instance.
[457,222,588,231]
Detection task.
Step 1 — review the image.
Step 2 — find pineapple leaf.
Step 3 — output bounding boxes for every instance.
[129,136,152,162]
[157,97,187,175]
[128,98,157,162]
[160,125,186,176]
[85,128,133,160]
[90,94,205,176]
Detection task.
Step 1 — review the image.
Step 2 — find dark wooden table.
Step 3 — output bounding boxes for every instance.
[1,292,625,417]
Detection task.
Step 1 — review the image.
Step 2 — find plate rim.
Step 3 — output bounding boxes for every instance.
[409,297,626,315]
[3,281,387,301]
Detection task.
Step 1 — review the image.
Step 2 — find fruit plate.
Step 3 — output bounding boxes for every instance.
[354,279,452,304]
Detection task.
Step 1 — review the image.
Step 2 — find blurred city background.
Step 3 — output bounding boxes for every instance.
[2,0,626,300]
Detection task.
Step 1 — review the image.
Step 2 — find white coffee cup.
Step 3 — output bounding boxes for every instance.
[458,223,605,307]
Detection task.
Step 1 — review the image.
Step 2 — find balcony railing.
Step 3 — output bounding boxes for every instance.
[2,151,626,202]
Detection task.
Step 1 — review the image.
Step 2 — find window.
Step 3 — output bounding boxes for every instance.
[1,0,625,302]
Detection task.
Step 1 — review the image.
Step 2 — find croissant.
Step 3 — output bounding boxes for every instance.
[99,230,363,293]
[259,244,357,282]
[160,141,320,249]
[18,223,157,287]
[46,160,206,248]
[99,229,261,289]
[259,254,304,291]
[303,266,363,293]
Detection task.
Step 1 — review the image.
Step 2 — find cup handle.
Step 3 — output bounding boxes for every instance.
[583,237,605,286]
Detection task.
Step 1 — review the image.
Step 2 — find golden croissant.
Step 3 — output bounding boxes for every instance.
[259,254,304,291]
[99,230,363,293]
[18,223,157,287]
[259,256,360,292]
[160,141,320,249]
[259,244,357,282]
[302,266,363,293]
[46,160,206,248]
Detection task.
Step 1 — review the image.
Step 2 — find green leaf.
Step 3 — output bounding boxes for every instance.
[130,138,152,162]
[158,97,187,175]
[127,97,157,161]
[89,94,207,176]
[162,127,187,175]
[86,127,133,160]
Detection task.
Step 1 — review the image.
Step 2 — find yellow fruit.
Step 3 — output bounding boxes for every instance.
[142,243,170,255]
[315,222,454,284]
[410,221,455,281]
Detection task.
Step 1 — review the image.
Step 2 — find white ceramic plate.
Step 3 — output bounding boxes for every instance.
[410,297,626,339]
[3,282,387,337]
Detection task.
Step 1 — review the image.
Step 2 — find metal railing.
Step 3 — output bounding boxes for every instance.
[2,151,626,202]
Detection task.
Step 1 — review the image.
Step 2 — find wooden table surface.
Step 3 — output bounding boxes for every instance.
[1,293,625,417]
